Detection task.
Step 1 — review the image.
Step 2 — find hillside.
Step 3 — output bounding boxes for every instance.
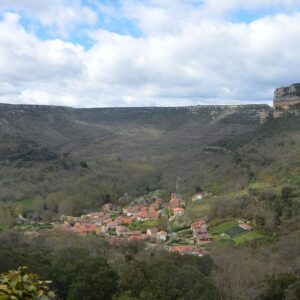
[0,103,274,202]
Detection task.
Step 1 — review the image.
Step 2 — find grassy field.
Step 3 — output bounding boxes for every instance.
[207,220,266,245]
[17,199,34,206]
[185,201,211,221]
[232,231,266,245]
[176,228,193,239]
[15,223,53,231]
[128,220,160,233]
[209,220,238,235]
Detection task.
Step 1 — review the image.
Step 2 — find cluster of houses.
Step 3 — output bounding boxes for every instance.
[54,197,171,245]
[19,190,259,257]
[168,193,186,218]
[191,220,212,245]
[31,192,208,256]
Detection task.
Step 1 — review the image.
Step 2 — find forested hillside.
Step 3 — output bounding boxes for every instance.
[0,103,270,203]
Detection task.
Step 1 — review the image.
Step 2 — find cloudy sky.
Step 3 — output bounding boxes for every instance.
[0,0,300,107]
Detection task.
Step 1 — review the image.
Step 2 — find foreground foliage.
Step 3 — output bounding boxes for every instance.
[0,267,55,300]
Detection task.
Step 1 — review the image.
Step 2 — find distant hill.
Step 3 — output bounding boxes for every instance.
[2,102,299,203]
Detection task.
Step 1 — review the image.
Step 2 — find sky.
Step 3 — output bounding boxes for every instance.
[1,1,300,107]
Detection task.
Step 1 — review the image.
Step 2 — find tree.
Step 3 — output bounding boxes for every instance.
[285,280,300,300]
[117,253,219,300]
[281,186,294,199]
[195,186,203,193]
[255,214,266,230]
[80,161,88,168]
[259,273,299,300]
[104,193,112,204]
[51,248,118,300]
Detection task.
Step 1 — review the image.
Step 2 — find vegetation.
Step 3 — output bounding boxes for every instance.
[1,104,300,299]
[0,267,55,299]
[0,232,219,300]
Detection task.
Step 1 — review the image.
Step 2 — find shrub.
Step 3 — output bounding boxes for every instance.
[0,266,55,299]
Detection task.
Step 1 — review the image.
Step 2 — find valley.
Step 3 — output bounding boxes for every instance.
[0,102,300,300]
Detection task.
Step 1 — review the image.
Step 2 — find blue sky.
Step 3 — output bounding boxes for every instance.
[12,1,300,46]
[0,0,300,107]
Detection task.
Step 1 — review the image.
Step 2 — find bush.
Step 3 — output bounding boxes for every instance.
[0,266,55,299]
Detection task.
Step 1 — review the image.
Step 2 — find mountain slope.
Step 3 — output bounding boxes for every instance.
[0,103,278,202]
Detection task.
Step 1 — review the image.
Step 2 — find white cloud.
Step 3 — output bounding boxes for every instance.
[0,2,300,107]
[0,0,97,36]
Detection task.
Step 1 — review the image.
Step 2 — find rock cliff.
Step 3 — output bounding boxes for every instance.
[274,83,300,109]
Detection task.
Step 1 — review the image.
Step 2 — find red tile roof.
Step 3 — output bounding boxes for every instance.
[124,231,142,237]
[173,207,184,212]
[239,223,252,230]
[171,245,205,256]
[120,216,134,224]
[140,206,149,212]
[106,221,118,228]
[116,226,127,233]
[149,204,159,212]
[191,220,206,228]
[137,211,160,219]
[128,234,147,242]
[73,223,98,233]
[103,218,113,224]
[169,197,181,209]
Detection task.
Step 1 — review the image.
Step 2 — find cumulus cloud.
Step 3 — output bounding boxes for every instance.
[0,1,300,107]
[0,0,97,36]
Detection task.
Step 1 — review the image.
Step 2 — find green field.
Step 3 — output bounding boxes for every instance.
[17,198,34,206]
[232,231,266,245]
[207,219,267,245]
[15,223,53,231]
[185,200,211,222]
[128,220,160,233]
[209,220,238,235]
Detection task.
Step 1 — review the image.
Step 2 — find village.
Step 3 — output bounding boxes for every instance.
[46,192,205,256]
[16,190,256,257]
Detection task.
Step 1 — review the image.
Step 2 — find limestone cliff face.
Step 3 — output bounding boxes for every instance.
[274,83,300,109]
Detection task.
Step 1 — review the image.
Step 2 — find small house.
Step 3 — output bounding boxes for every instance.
[192,192,203,202]
[102,203,113,212]
[173,207,185,217]
[157,230,168,241]
[171,245,206,257]
[136,211,160,222]
[238,223,252,231]
[147,227,159,237]
[116,226,127,236]
[191,220,208,233]
[169,193,183,209]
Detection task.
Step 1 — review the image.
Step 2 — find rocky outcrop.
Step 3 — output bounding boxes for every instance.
[274,83,300,109]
